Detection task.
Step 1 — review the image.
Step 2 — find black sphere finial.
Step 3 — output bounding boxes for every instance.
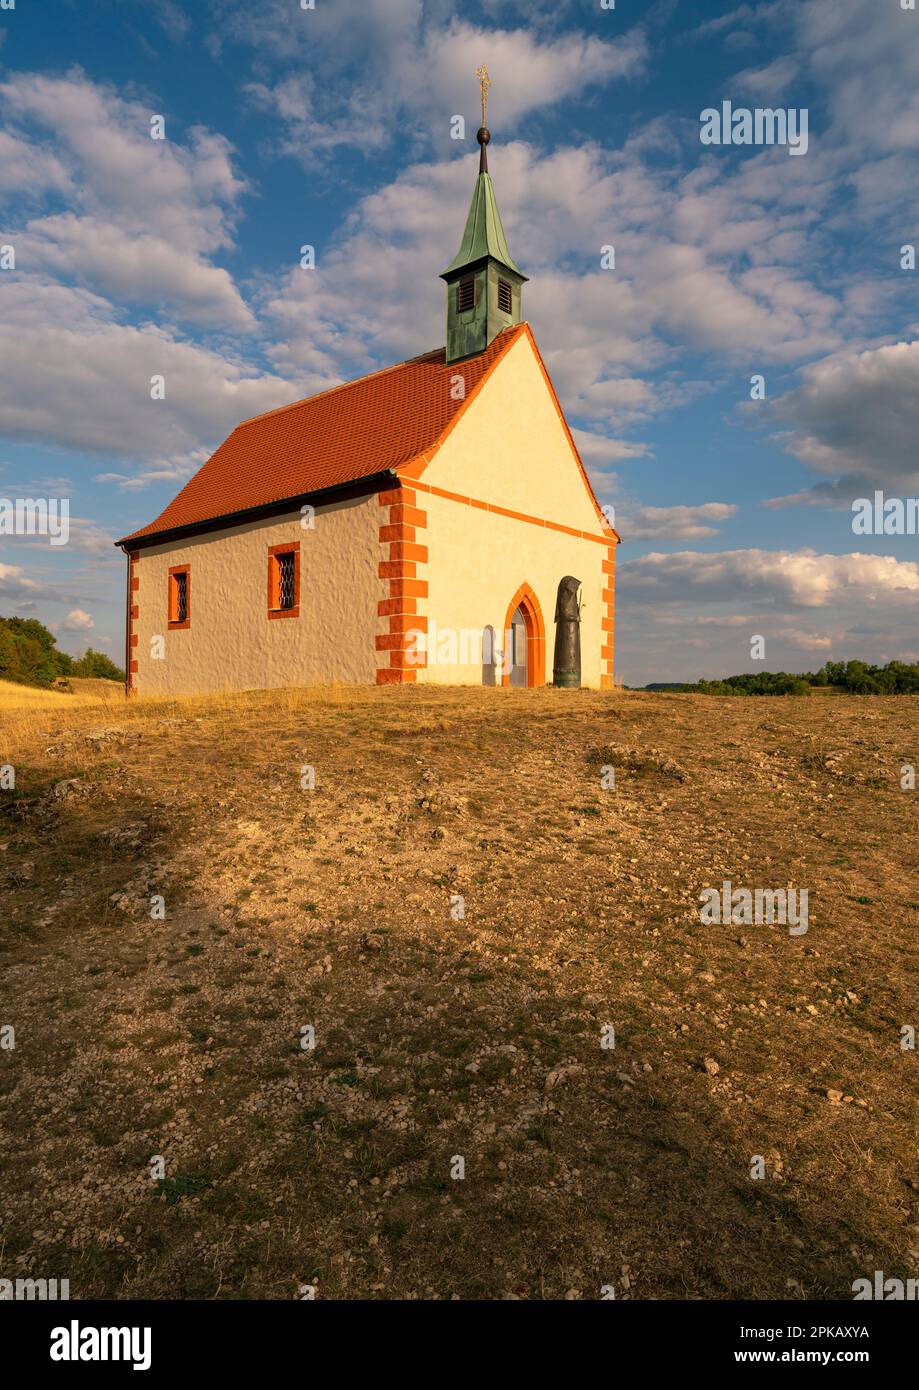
[477,125,490,173]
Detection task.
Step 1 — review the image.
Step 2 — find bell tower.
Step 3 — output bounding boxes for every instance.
[441,66,527,364]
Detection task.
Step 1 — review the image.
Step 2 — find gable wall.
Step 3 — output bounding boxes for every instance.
[403,329,615,689]
[422,332,603,534]
[130,493,382,696]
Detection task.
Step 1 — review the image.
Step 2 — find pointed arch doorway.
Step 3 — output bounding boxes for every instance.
[501,584,546,688]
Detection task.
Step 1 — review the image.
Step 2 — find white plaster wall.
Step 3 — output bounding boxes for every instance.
[424,332,603,534]
[421,491,607,688]
[133,494,383,695]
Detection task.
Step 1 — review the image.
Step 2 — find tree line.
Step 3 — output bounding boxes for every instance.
[649,660,919,696]
[0,617,124,686]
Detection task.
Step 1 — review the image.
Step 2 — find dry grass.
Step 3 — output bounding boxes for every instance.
[65,677,128,702]
[0,679,86,711]
[0,684,917,1300]
[0,676,124,714]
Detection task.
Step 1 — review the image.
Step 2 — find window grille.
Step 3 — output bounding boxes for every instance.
[175,572,187,623]
[277,551,295,609]
[498,279,512,314]
[457,277,475,312]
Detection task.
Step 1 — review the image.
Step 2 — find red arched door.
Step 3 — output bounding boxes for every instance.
[501,584,546,688]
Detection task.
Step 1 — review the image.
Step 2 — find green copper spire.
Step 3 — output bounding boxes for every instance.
[440,68,527,364]
[441,163,524,279]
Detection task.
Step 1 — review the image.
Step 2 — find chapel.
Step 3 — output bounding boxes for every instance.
[117,87,620,695]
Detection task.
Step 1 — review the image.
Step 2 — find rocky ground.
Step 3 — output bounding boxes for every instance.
[0,684,917,1300]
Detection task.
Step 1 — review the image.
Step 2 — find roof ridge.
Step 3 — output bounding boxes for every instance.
[118,324,530,547]
[236,346,447,429]
[236,327,524,432]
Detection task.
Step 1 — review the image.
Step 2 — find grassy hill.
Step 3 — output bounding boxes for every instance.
[0,685,916,1299]
[0,678,78,710]
[0,676,124,711]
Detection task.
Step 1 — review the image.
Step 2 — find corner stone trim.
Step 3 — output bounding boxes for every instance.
[128,550,140,695]
[376,485,428,684]
[601,545,615,689]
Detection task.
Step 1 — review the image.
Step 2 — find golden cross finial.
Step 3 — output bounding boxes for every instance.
[476,64,491,127]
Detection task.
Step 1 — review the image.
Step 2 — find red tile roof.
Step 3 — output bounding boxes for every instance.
[120,324,526,544]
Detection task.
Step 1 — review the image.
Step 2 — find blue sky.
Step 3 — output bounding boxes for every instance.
[1,0,917,686]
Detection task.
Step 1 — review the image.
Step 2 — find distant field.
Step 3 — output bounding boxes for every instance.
[0,685,916,1300]
[0,677,124,711]
[0,679,78,710]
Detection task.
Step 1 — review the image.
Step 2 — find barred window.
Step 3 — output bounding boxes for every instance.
[168,566,190,627]
[277,551,295,610]
[457,277,475,312]
[268,545,299,618]
[498,279,512,314]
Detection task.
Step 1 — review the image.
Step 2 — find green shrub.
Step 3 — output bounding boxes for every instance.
[0,617,124,687]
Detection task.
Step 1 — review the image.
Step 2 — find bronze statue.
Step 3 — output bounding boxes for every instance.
[553,575,581,688]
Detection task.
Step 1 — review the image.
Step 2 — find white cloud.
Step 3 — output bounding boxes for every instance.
[63,608,94,631]
[416,19,648,131]
[784,626,833,651]
[622,503,739,540]
[620,548,919,608]
[152,1,192,42]
[772,339,919,493]
[258,136,845,442]
[0,279,299,465]
[0,129,71,198]
[800,0,919,155]
[734,54,800,97]
[0,72,252,327]
[95,449,211,492]
[19,215,254,329]
[691,614,757,627]
[0,73,245,249]
[61,518,117,556]
[231,2,647,160]
[3,516,117,557]
[0,561,69,604]
[571,428,649,467]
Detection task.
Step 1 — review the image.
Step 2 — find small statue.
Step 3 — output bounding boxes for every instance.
[553,575,581,688]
